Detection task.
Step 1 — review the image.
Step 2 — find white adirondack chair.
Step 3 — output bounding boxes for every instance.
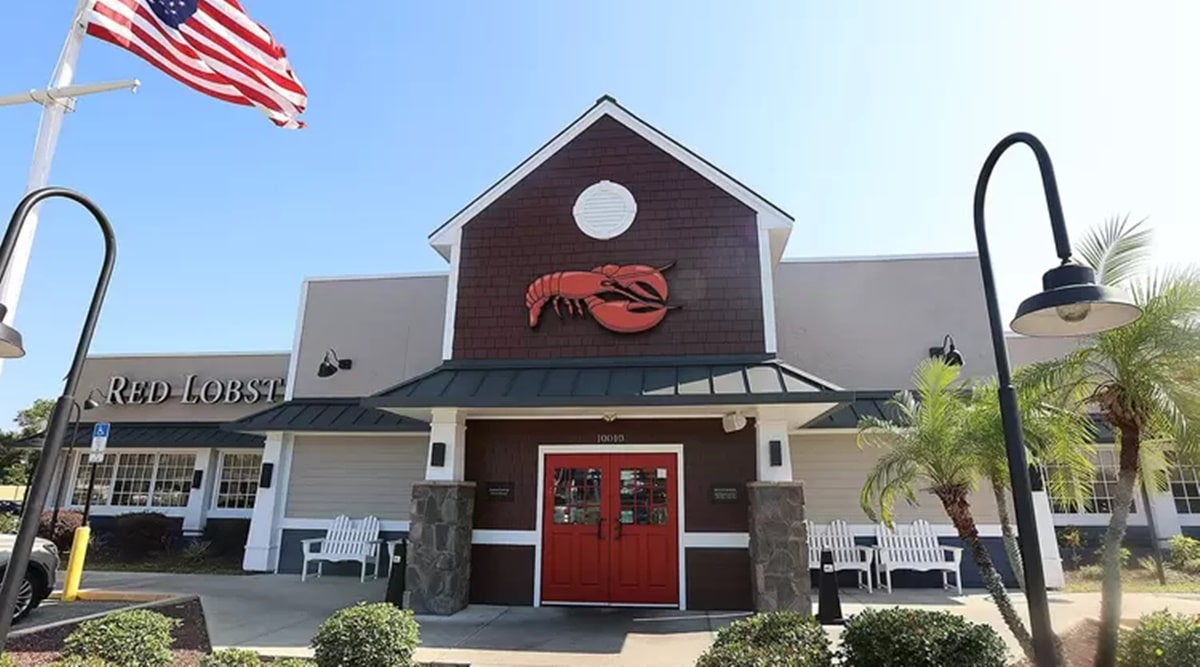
[874,519,963,594]
[805,520,875,592]
[300,515,383,582]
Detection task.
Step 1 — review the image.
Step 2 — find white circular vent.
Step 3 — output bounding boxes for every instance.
[573,180,637,240]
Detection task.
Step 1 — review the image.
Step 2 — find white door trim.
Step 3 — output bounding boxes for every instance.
[534,444,686,610]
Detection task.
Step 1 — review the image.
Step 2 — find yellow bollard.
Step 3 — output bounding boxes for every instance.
[62,525,90,602]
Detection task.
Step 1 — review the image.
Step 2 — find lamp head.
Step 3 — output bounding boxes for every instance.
[0,304,25,359]
[929,334,964,367]
[1011,263,1143,336]
[317,349,353,378]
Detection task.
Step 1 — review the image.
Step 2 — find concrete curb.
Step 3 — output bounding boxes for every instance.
[11,594,196,638]
[49,589,173,603]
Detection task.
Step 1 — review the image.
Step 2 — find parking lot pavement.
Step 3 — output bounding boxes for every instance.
[10,599,132,634]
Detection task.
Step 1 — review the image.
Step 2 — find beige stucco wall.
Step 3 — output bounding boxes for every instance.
[774,255,997,390]
[289,275,446,400]
[75,353,289,423]
[284,435,428,521]
[791,431,1003,525]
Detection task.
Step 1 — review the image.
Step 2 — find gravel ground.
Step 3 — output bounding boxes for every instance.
[3,597,211,666]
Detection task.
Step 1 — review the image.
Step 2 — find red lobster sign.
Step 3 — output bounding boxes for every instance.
[525,262,676,334]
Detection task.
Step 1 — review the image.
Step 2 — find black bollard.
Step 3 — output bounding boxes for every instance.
[816,549,844,625]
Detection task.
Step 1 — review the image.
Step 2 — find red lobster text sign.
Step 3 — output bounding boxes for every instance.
[525,262,677,334]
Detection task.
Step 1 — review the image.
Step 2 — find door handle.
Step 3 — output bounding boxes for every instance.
[597,517,605,540]
[615,521,623,541]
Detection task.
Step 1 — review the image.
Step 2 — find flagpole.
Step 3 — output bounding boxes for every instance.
[0,0,90,376]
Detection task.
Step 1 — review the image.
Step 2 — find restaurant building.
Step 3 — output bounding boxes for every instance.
[41,96,1195,612]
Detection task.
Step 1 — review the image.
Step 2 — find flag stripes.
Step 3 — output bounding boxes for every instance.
[85,0,306,128]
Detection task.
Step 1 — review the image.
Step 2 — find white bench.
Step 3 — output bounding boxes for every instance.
[300,515,383,583]
[874,519,963,595]
[805,519,875,592]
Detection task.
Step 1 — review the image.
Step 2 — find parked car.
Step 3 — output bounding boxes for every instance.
[0,535,58,622]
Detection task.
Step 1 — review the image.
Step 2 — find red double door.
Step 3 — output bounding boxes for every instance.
[541,453,679,606]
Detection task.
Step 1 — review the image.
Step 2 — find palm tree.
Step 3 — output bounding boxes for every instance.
[964,368,1098,591]
[858,358,1036,660]
[1024,218,1200,667]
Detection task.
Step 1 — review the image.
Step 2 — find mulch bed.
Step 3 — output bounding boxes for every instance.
[3,597,211,666]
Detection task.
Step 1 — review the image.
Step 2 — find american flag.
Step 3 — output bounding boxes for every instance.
[84,0,307,128]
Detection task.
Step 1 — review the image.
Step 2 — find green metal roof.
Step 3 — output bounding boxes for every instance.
[226,397,429,434]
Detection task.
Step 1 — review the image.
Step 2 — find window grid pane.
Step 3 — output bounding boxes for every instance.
[1171,464,1200,514]
[1047,450,1136,514]
[216,453,261,509]
[152,454,195,508]
[111,453,155,507]
[71,453,115,506]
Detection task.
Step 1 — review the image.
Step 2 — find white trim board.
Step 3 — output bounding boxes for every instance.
[283,281,310,402]
[86,350,289,359]
[304,270,449,283]
[427,97,793,259]
[781,252,978,264]
[534,443,687,610]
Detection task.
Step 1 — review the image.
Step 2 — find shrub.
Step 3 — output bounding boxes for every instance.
[312,603,420,667]
[1118,610,1200,667]
[203,519,251,558]
[39,510,83,552]
[201,649,262,667]
[269,661,315,667]
[837,607,1007,667]
[63,609,180,667]
[1094,545,1133,568]
[0,654,15,667]
[0,512,18,534]
[1169,535,1200,568]
[696,612,832,667]
[180,539,213,564]
[1079,564,1104,580]
[112,512,179,559]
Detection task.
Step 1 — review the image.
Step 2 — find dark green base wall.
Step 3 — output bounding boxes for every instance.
[277,528,408,576]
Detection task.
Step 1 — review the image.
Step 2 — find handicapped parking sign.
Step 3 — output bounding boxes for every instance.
[89,422,110,463]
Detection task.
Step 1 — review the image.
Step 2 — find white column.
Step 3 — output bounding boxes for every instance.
[1147,491,1183,545]
[426,408,466,481]
[243,433,291,571]
[754,408,792,482]
[1031,489,1065,589]
[181,449,217,536]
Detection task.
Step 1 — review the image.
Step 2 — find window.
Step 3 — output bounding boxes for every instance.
[71,453,116,506]
[70,452,196,508]
[1171,464,1200,514]
[153,454,195,508]
[1049,449,1136,514]
[215,453,261,509]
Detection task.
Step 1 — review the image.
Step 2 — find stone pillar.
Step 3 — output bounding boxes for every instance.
[747,481,810,613]
[406,481,475,615]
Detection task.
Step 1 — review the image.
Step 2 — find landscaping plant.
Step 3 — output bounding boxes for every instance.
[858,359,1036,660]
[201,648,262,667]
[268,660,315,667]
[38,509,83,552]
[0,511,18,534]
[1024,218,1200,666]
[112,512,180,559]
[63,608,180,667]
[1117,610,1200,667]
[311,602,420,667]
[837,607,1007,667]
[46,658,112,667]
[694,612,832,667]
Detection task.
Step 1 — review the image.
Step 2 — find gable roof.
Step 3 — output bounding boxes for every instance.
[426,95,795,261]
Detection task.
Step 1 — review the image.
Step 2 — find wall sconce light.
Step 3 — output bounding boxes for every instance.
[929,334,964,367]
[317,349,353,378]
[602,413,617,423]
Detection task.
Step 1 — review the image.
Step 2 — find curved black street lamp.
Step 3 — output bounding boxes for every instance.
[974,133,1141,666]
[0,187,116,648]
[50,388,102,530]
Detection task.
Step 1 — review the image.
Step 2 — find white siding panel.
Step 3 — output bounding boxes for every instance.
[285,435,428,520]
[791,431,1001,524]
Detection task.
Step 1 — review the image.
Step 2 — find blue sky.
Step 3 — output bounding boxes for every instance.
[0,1,1193,424]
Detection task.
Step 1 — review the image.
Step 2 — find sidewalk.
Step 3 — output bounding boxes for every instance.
[71,571,1200,666]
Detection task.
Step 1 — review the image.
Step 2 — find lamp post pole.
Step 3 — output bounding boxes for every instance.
[0,187,115,649]
[973,132,1071,667]
[49,399,82,531]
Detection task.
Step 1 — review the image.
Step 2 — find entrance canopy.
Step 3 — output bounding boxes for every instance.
[363,355,880,427]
